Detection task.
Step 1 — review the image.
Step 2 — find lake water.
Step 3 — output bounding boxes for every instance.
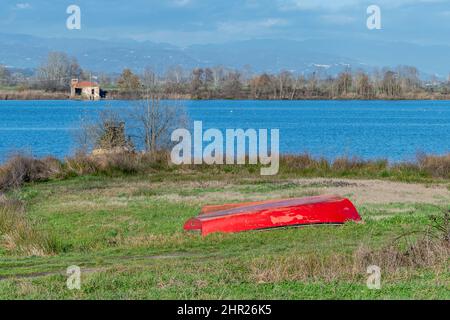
[0,100,449,163]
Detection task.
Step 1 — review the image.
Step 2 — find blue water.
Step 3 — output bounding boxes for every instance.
[0,100,449,162]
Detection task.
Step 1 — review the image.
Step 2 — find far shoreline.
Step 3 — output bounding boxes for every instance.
[2,92,450,102]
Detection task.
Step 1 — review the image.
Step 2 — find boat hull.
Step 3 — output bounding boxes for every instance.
[184,195,361,236]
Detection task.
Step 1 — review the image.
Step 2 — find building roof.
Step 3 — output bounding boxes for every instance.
[72,81,99,88]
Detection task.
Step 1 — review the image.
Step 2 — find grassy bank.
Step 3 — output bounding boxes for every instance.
[1,152,450,195]
[0,89,68,100]
[0,153,449,299]
[2,86,450,101]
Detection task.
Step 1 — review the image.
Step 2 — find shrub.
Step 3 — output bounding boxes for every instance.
[0,154,62,192]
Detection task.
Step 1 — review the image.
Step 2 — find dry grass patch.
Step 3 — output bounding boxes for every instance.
[250,253,357,284]
[250,242,448,284]
[250,212,449,284]
[418,153,450,179]
[112,232,195,249]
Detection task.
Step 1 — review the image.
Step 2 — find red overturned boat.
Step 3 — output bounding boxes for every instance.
[184,195,361,236]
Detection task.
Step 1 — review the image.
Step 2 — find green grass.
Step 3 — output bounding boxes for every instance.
[0,173,448,300]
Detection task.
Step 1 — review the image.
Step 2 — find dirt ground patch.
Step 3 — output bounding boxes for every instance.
[299,178,449,205]
[147,178,449,206]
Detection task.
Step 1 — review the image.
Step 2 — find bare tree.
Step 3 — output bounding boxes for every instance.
[355,72,372,98]
[336,72,353,96]
[290,75,306,99]
[397,65,420,92]
[204,68,214,92]
[37,52,80,91]
[222,71,242,98]
[277,71,293,99]
[307,72,318,96]
[381,70,402,97]
[69,58,83,81]
[0,65,11,86]
[165,65,185,94]
[191,68,204,98]
[142,67,158,91]
[211,66,225,89]
[129,89,187,157]
[250,74,272,99]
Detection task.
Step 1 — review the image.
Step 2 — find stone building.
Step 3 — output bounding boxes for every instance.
[70,79,101,100]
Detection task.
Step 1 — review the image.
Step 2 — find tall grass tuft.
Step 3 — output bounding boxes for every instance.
[417,153,450,178]
[64,151,100,176]
[0,198,56,256]
[355,211,449,273]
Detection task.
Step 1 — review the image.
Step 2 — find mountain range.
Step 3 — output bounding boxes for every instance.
[0,33,448,78]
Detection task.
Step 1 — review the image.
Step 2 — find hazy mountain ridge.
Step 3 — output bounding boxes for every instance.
[0,33,447,78]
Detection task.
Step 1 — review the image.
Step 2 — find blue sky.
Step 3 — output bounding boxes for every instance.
[1,0,450,46]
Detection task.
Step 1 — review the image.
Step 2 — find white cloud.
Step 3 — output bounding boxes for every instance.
[278,0,449,11]
[278,0,358,11]
[261,18,289,28]
[320,14,356,25]
[15,3,31,10]
[218,18,289,34]
[171,0,192,7]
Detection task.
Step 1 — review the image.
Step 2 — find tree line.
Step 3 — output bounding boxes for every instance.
[2,51,450,100]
